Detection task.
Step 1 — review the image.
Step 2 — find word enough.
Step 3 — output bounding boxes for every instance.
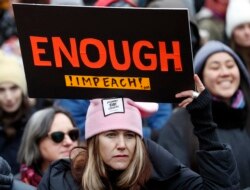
[30,36,184,72]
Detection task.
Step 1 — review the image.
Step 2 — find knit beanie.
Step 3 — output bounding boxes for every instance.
[194,40,250,86]
[0,51,27,95]
[226,0,250,38]
[85,97,158,139]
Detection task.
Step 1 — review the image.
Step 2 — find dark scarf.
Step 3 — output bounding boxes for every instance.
[212,90,247,129]
[104,170,123,190]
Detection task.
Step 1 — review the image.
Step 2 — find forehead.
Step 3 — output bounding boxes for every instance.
[99,130,136,136]
[104,130,133,133]
[0,82,18,88]
[49,113,74,132]
[205,52,235,64]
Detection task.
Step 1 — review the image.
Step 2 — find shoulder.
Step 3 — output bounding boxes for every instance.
[0,156,13,190]
[171,107,190,119]
[12,180,36,190]
[49,158,71,171]
[38,159,79,190]
[159,108,192,137]
[143,138,184,179]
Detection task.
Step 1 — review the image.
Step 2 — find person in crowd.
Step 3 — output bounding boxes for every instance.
[158,40,250,189]
[142,103,173,141]
[0,156,36,190]
[225,0,250,74]
[195,0,228,44]
[54,99,173,142]
[54,0,174,142]
[0,51,33,174]
[146,0,197,20]
[1,0,50,56]
[17,106,80,187]
[0,0,54,110]
[0,0,17,46]
[145,0,202,56]
[38,74,239,190]
[54,99,90,140]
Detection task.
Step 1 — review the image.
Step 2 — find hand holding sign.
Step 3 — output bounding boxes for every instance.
[175,74,205,107]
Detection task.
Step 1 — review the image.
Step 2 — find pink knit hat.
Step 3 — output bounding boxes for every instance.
[85,98,159,139]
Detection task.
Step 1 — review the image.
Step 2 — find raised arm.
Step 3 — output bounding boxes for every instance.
[177,74,240,189]
[146,75,240,189]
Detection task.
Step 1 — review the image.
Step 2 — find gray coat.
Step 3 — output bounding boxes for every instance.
[0,157,36,190]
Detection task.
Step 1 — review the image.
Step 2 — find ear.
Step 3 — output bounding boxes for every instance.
[132,101,159,118]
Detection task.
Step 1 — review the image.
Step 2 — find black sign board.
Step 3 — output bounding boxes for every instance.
[13,4,194,102]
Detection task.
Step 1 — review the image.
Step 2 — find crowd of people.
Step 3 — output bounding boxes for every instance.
[0,0,250,189]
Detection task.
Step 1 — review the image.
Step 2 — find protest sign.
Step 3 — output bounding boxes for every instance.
[13,4,194,102]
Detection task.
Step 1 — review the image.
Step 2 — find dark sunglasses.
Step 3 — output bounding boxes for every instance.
[48,128,80,143]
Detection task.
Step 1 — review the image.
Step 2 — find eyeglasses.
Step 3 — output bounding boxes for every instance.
[48,128,79,143]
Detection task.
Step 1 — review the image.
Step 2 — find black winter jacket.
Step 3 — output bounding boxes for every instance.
[0,112,31,174]
[158,98,250,189]
[38,90,240,190]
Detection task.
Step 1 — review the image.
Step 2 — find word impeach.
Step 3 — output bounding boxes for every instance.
[65,75,151,90]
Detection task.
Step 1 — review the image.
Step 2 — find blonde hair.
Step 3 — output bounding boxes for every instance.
[71,135,151,190]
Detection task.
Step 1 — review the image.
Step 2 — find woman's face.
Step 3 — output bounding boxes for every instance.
[0,82,23,113]
[202,52,240,102]
[233,23,250,47]
[99,130,136,170]
[39,113,78,169]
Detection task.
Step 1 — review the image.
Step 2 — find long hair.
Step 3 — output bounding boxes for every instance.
[71,135,152,190]
[229,39,250,73]
[229,39,250,132]
[17,106,77,168]
[0,94,30,127]
[239,74,250,133]
[0,93,31,138]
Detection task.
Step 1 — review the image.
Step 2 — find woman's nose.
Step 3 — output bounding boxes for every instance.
[220,66,230,75]
[4,90,14,101]
[117,136,126,149]
[62,134,74,145]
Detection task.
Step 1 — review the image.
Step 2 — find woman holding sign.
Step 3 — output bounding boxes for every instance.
[158,40,250,189]
[37,74,239,190]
